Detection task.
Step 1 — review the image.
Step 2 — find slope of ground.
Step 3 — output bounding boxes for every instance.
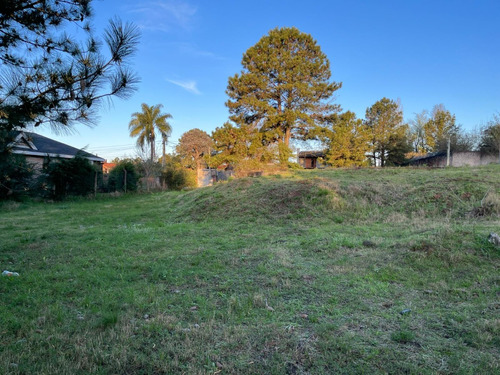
[0,166,499,374]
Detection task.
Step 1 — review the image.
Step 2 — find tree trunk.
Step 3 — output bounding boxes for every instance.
[284,127,291,147]
[162,138,166,167]
[196,160,202,187]
[150,137,155,161]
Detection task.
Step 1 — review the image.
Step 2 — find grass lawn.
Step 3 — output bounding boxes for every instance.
[1,166,499,374]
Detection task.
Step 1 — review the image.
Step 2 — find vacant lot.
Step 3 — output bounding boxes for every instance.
[1,166,499,374]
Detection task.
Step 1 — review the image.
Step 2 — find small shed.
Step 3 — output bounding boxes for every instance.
[298,150,326,169]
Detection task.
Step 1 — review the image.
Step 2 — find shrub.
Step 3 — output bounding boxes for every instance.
[0,152,35,200]
[43,155,99,200]
[161,167,196,190]
[108,160,139,192]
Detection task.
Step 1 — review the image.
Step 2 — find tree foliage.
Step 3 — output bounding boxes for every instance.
[480,113,500,162]
[365,98,408,167]
[0,151,34,200]
[176,128,212,170]
[321,111,370,167]
[423,104,457,152]
[0,0,140,132]
[211,122,272,168]
[107,159,139,192]
[129,103,172,161]
[226,27,341,165]
[408,110,428,154]
[160,154,196,190]
[43,154,98,199]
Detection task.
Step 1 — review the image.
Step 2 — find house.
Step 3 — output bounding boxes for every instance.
[408,151,497,167]
[9,131,105,171]
[103,163,116,174]
[298,150,326,169]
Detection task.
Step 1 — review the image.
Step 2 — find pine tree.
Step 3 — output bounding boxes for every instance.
[226,27,341,166]
[324,112,370,167]
[365,98,408,167]
[0,0,140,132]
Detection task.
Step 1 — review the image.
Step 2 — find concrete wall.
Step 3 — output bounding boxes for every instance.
[411,152,498,167]
[199,169,235,187]
[451,152,497,167]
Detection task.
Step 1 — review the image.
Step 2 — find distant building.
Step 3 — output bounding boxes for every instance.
[10,131,105,171]
[408,151,497,167]
[103,163,116,174]
[297,150,326,169]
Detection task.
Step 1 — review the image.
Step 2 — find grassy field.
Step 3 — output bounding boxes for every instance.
[1,165,499,374]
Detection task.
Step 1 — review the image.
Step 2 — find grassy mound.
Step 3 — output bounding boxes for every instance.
[174,176,342,222]
[0,165,499,374]
[173,165,500,224]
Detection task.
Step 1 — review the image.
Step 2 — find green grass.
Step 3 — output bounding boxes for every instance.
[1,165,499,374]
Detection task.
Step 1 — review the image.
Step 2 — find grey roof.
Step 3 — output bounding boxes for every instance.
[408,151,446,162]
[298,150,325,158]
[10,131,105,162]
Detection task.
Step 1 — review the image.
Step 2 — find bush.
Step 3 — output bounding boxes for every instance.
[43,155,99,200]
[0,152,35,200]
[108,160,139,192]
[161,167,196,190]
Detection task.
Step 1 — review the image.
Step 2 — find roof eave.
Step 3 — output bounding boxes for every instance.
[12,149,105,163]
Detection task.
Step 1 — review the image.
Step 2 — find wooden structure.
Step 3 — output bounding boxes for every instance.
[298,150,326,169]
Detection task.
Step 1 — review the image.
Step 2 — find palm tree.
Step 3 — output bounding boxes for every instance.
[128,103,172,161]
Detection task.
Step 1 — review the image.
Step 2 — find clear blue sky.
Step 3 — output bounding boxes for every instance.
[38,0,500,161]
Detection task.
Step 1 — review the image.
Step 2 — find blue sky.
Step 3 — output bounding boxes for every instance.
[37,0,500,161]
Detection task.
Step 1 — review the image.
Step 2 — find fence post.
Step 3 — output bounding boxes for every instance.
[124,169,127,193]
[94,171,97,198]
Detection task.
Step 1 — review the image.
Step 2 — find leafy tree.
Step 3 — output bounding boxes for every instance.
[176,128,212,170]
[129,103,172,161]
[322,111,370,167]
[0,0,140,133]
[450,129,478,152]
[480,113,500,162]
[423,105,457,152]
[385,131,413,166]
[408,110,429,154]
[365,98,408,167]
[226,27,341,165]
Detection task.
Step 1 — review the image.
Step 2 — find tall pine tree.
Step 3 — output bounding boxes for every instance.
[365,98,408,167]
[226,27,341,166]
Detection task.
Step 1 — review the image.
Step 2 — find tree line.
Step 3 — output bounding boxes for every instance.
[2,2,500,198]
[169,27,499,172]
